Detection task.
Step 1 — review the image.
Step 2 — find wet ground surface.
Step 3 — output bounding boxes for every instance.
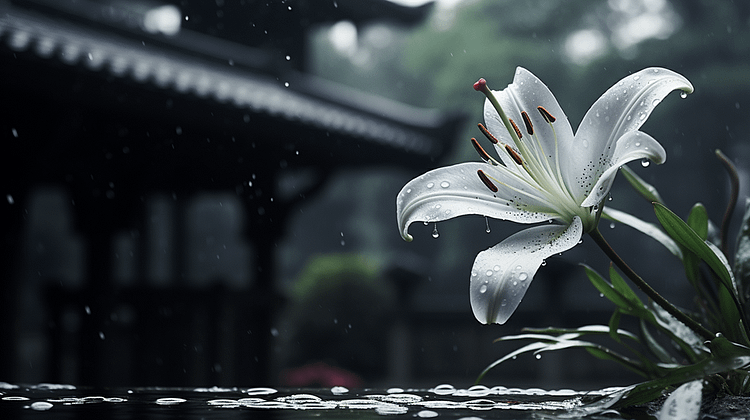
[0,382,630,419]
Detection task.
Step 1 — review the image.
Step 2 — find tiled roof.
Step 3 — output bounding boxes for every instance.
[0,1,460,163]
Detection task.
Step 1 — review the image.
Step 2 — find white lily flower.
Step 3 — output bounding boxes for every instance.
[396,67,693,324]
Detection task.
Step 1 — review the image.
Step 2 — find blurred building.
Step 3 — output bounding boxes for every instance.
[0,0,465,387]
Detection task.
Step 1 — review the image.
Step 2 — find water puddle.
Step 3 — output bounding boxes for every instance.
[0,381,633,419]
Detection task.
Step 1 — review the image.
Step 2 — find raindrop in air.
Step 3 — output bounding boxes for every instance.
[432,223,439,238]
[641,159,651,167]
[610,222,616,229]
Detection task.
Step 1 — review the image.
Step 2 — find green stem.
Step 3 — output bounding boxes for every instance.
[588,227,715,341]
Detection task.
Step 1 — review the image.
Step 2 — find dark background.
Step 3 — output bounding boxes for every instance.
[1,0,749,391]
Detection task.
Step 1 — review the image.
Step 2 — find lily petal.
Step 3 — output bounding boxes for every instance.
[397,162,559,241]
[483,67,575,168]
[580,131,666,207]
[470,216,583,324]
[567,67,693,203]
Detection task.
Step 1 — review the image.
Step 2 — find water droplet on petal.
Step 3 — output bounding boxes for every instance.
[440,181,450,188]
[427,182,434,189]
[479,284,488,294]
[581,139,589,148]
[493,265,501,271]
[485,270,493,277]
[535,354,542,360]
[518,272,528,281]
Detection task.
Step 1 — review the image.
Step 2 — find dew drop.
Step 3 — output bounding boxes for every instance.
[479,284,488,294]
[541,260,546,266]
[432,223,439,238]
[535,354,542,360]
[641,159,651,168]
[493,265,501,272]
[634,141,641,147]
[485,217,491,233]
[440,181,450,188]
[515,265,522,271]
[680,91,688,99]
[651,98,661,107]
[581,139,589,148]
[485,270,493,277]
[426,182,434,189]
[609,222,616,229]
[518,272,528,281]
[406,188,412,194]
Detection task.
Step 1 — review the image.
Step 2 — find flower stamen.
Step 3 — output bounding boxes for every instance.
[477,123,499,144]
[471,138,493,162]
[537,106,556,123]
[477,169,499,193]
[504,144,524,166]
[509,118,523,139]
[521,111,534,135]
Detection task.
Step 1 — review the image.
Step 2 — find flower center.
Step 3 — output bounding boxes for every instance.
[473,78,594,229]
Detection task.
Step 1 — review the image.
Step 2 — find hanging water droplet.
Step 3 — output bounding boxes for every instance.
[440,181,450,188]
[541,260,546,267]
[432,223,439,238]
[641,159,651,167]
[609,222,616,229]
[535,354,542,360]
[680,91,688,99]
[485,217,491,233]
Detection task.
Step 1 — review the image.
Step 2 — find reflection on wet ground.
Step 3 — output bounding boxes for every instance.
[0,382,631,419]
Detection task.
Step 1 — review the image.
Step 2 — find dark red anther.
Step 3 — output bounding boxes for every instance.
[537,106,556,123]
[477,169,498,193]
[504,144,524,165]
[477,123,499,144]
[521,111,534,135]
[470,138,492,162]
[509,118,523,139]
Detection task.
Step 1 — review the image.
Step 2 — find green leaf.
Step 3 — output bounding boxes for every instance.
[640,318,676,364]
[609,263,644,308]
[582,264,636,313]
[687,203,709,240]
[734,198,750,301]
[620,165,665,204]
[609,310,622,343]
[718,283,744,343]
[653,202,737,296]
[602,207,682,260]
